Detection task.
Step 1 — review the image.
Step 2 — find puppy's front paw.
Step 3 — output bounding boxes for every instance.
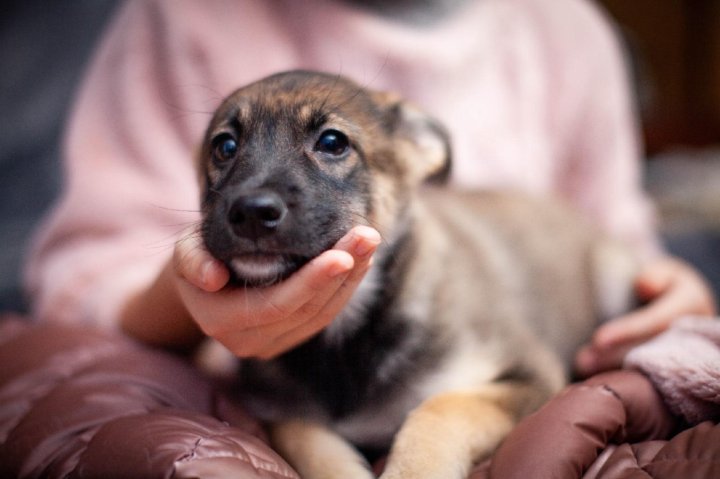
[271,420,375,479]
[379,456,470,479]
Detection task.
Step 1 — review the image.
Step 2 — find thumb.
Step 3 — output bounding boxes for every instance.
[633,259,677,301]
[173,234,230,292]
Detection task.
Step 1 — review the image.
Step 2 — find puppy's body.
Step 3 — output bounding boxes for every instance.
[198,71,637,478]
[240,190,601,444]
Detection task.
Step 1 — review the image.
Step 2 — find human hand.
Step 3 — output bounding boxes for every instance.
[575,256,717,377]
[172,225,381,359]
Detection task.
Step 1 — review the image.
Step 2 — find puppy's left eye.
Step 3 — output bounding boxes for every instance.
[314,129,350,157]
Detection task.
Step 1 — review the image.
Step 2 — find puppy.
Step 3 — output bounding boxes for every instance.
[198,71,637,479]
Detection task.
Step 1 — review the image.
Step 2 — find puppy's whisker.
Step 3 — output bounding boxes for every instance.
[138,222,206,258]
[151,205,203,214]
[160,82,224,118]
[316,73,343,118]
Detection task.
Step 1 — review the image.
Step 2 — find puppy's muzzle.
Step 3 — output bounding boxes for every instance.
[227,190,288,240]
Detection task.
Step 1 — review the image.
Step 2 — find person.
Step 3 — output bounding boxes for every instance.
[24,0,715,377]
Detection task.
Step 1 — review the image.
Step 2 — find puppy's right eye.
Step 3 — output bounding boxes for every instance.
[212,135,238,164]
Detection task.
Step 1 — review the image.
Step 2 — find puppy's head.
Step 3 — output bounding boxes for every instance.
[199,70,450,286]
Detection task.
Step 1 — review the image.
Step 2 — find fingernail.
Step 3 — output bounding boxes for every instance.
[201,260,220,288]
[354,240,376,257]
[327,258,353,278]
[353,232,381,257]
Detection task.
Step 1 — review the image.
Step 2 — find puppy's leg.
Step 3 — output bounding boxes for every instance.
[380,385,536,479]
[271,420,374,479]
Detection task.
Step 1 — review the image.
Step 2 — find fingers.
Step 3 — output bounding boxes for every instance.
[593,259,716,349]
[334,225,382,256]
[246,226,381,358]
[575,257,717,377]
[253,250,355,320]
[244,226,380,318]
[175,254,351,349]
[255,228,381,357]
[173,226,381,358]
[259,252,375,358]
[632,256,680,300]
[174,233,230,292]
[574,342,633,378]
[593,295,680,350]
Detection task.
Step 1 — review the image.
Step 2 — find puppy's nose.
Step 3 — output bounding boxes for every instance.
[227,191,288,238]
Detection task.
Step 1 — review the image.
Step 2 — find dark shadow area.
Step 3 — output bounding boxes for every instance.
[0,0,118,311]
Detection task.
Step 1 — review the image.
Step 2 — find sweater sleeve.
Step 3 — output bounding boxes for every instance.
[547,0,663,260]
[23,1,207,327]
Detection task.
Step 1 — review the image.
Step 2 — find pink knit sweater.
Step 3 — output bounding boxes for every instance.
[24,0,660,327]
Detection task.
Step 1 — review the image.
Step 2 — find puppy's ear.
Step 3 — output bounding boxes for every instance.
[375,92,452,184]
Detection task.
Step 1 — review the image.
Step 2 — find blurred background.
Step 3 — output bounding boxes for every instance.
[0,0,718,312]
[599,0,720,301]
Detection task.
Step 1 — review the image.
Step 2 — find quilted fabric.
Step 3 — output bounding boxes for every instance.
[0,317,298,479]
[2,316,720,478]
